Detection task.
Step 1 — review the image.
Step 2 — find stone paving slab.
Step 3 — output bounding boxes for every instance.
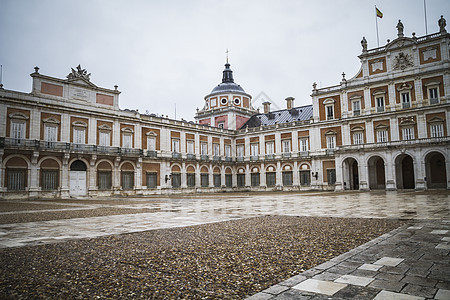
[247,219,450,299]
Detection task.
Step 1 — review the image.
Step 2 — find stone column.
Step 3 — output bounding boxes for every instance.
[89,155,97,195]
[195,162,201,188]
[335,155,344,191]
[135,157,142,193]
[293,161,299,186]
[276,161,281,188]
[181,161,187,188]
[61,153,70,198]
[245,163,250,188]
[385,151,396,190]
[260,162,266,187]
[414,151,426,190]
[0,149,4,190]
[359,159,369,191]
[113,156,121,194]
[209,163,213,187]
[29,151,39,197]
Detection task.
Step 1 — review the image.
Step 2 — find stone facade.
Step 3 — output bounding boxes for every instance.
[0,19,449,199]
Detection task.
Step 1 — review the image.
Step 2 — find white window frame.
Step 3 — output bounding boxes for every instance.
[187,140,194,154]
[266,141,274,154]
[352,100,361,116]
[428,87,439,104]
[402,127,414,140]
[99,131,110,146]
[299,138,308,152]
[11,121,26,140]
[401,92,411,109]
[225,145,231,157]
[210,98,217,107]
[213,143,220,156]
[326,105,334,120]
[376,129,388,143]
[282,140,291,153]
[147,136,156,151]
[353,132,363,145]
[237,144,244,157]
[326,135,336,149]
[172,138,180,153]
[430,123,444,138]
[251,143,259,156]
[376,96,385,112]
[73,127,86,144]
[201,142,208,155]
[122,133,132,148]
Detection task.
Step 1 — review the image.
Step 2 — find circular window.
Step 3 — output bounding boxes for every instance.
[234,98,240,105]
[221,98,228,105]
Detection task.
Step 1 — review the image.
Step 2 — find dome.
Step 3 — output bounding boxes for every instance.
[209,62,246,95]
[211,82,245,94]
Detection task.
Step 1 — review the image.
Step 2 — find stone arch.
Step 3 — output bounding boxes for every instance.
[394,153,415,189]
[200,165,209,173]
[38,157,62,169]
[342,156,359,190]
[39,157,61,191]
[368,155,386,189]
[119,161,136,170]
[96,159,113,170]
[425,151,447,188]
[186,165,196,173]
[4,155,30,191]
[224,167,232,174]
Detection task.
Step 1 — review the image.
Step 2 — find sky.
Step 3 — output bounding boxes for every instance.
[1,0,449,121]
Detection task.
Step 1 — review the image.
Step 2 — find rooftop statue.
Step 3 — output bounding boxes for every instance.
[439,15,447,33]
[397,20,404,38]
[67,64,91,81]
[361,37,368,52]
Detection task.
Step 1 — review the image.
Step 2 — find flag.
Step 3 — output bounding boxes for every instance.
[376,7,383,18]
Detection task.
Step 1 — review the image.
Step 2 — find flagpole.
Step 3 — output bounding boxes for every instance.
[424,0,428,35]
[375,6,380,47]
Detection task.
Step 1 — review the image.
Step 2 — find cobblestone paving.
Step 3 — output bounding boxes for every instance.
[0,190,449,299]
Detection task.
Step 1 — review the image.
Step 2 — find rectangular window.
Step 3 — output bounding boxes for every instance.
[74,128,85,144]
[146,172,157,189]
[237,174,245,187]
[44,125,58,142]
[266,142,274,154]
[201,142,208,155]
[282,140,290,153]
[99,131,110,146]
[147,137,156,151]
[376,96,385,112]
[326,105,334,120]
[327,169,336,184]
[376,130,388,143]
[121,172,134,190]
[225,145,231,157]
[402,127,414,140]
[266,172,276,187]
[98,171,112,190]
[7,169,26,191]
[430,123,444,138]
[186,140,194,154]
[237,145,244,157]
[352,101,361,116]
[11,121,25,140]
[251,173,260,187]
[123,134,132,148]
[300,171,311,186]
[214,174,221,187]
[326,135,336,149]
[171,173,181,188]
[299,138,308,152]
[172,139,180,153]
[401,92,411,109]
[251,143,259,156]
[282,171,293,186]
[213,143,220,156]
[201,174,209,187]
[353,132,363,145]
[225,174,232,187]
[187,173,195,187]
[429,87,439,104]
[41,170,58,190]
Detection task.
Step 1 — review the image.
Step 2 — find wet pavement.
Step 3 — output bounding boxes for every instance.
[0,190,449,299]
[1,191,449,248]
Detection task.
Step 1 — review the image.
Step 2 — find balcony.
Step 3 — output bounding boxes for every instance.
[265,154,275,160]
[402,102,411,109]
[377,106,385,113]
[282,153,291,159]
[336,136,450,152]
[250,156,259,161]
[172,152,182,159]
[326,149,335,156]
[225,156,233,162]
[147,150,157,158]
[299,151,310,158]
[200,155,209,161]
[236,157,244,162]
[213,156,222,161]
[353,110,360,116]
[187,154,196,160]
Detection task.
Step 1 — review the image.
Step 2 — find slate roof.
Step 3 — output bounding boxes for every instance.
[241,104,313,129]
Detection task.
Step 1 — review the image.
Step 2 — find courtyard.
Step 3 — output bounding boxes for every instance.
[0,190,449,299]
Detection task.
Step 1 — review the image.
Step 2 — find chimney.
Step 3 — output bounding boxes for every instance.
[262,101,271,114]
[285,97,295,110]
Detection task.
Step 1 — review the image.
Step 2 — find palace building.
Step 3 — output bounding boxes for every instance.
[1,17,449,199]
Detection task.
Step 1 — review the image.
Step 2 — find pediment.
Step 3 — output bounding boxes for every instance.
[385,37,415,50]
[67,77,97,88]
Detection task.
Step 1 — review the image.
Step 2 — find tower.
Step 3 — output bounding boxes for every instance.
[195,59,256,130]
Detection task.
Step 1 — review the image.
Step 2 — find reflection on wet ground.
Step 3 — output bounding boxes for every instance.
[0,190,449,248]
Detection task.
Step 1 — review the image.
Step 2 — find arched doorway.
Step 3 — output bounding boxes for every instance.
[395,154,415,189]
[368,156,386,189]
[70,160,87,196]
[343,157,359,190]
[425,152,447,188]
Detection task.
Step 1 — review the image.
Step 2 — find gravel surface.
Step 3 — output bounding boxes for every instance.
[0,207,155,224]
[0,202,79,212]
[0,216,402,299]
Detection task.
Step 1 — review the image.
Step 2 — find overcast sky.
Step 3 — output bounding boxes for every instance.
[1,0,448,121]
